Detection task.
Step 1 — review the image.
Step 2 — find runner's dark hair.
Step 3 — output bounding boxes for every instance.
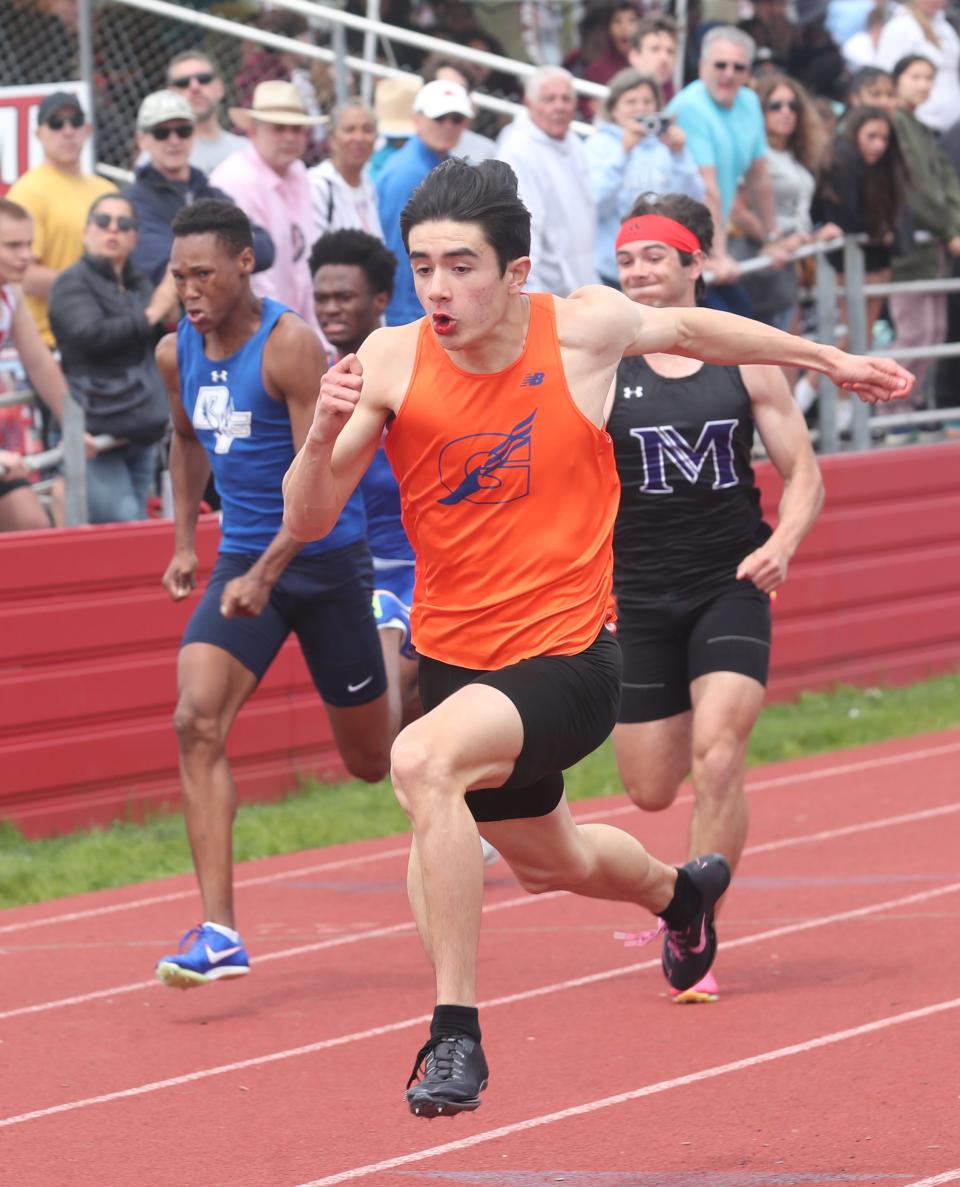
[309,228,397,299]
[171,198,253,256]
[399,158,531,274]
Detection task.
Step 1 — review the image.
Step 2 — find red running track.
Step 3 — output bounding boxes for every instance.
[1,729,959,1187]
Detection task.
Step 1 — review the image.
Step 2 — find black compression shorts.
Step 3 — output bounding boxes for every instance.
[417,629,622,822]
[617,579,771,724]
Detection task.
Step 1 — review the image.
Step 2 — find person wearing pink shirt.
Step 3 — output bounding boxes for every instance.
[210,81,326,334]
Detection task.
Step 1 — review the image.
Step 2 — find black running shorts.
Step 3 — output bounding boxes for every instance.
[617,579,772,724]
[417,630,622,822]
[181,541,387,708]
[0,476,30,499]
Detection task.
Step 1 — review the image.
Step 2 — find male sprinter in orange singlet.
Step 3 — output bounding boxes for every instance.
[283,159,912,1119]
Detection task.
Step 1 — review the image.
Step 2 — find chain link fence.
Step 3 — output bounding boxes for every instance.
[0,1,607,173]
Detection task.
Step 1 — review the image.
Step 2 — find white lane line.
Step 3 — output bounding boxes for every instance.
[574,738,960,826]
[3,795,957,1021]
[0,845,412,936]
[902,1172,960,1186]
[3,735,957,934]
[0,889,565,1022]
[1,880,956,1130]
[294,996,960,1187]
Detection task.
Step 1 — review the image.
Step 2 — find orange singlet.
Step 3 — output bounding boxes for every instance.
[385,293,620,670]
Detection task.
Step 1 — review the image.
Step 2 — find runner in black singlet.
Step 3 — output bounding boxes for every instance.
[606,193,825,1003]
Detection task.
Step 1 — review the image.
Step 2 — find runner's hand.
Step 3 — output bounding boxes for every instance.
[162,549,198,601]
[827,352,914,404]
[737,543,789,593]
[309,353,363,444]
[0,450,29,480]
[220,571,271,618]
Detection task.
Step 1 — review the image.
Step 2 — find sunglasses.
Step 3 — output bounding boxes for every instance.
[711,60,749,74]
[766,99,800,112]
[149,123,194,140]
[434,113,467,125]
[169,71,216,88]
[90,212,137,232]
[45,112,85,130]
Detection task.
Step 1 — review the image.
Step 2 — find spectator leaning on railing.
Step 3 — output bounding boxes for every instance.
[0,198,85,533]
[48,193,177,524]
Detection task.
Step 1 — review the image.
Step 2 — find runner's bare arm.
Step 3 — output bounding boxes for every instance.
[283,324,395,542]
[565,285,915,405]
[736,364,825,592]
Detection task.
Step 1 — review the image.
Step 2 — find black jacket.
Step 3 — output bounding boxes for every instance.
[49,252,161,376]
[124,163,275,284]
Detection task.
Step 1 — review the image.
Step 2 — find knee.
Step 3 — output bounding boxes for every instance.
[691,735,741,794]
[622,774,679,813]
[389,729,458,818]
[340,741,390,785]
[172,699,222,755]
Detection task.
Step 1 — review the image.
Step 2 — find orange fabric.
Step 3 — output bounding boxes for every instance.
[385,293,620,669]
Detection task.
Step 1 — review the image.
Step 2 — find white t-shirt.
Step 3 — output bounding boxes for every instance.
[0,284,16,351]
[876,7,960,132]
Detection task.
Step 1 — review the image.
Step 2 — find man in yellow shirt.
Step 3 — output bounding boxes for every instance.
[7,92,115,348]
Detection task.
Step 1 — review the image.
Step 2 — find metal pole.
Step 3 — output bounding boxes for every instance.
[77,0,96,159]
[814,250,840,455]
[361,0,380,106]
[674,0,688,93]
[842,237,871,451]
[61,390,89,527]
[332,21,349,105]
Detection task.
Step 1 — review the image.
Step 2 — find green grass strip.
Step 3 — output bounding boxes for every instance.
[1,672,957,910]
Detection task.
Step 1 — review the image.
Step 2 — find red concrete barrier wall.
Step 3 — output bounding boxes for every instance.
[2,442,958,838]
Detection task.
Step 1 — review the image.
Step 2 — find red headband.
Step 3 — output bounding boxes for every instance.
[615,215,702,255]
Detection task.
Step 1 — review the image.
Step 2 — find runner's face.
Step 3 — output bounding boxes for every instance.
[170,232,253,334]
[313,262,386,351]
[407,220,527,350]
[0,214,34,284]
[616,238,698,307]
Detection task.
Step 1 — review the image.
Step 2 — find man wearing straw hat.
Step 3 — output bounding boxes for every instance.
[211,81,326,335]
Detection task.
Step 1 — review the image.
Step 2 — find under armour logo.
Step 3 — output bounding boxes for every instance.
[211,370,228,382]
[622,386,644,399]
[520,372,545,387]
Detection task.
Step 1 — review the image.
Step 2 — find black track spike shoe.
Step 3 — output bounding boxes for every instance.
[406,1033,489,1118]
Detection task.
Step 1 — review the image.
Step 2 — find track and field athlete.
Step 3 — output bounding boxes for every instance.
[608,192,824,1003]
[154,200,390,989]
[282,159,912,1117]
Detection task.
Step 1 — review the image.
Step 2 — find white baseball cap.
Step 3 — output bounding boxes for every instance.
[413,80,474,120]
[137,90,195,130]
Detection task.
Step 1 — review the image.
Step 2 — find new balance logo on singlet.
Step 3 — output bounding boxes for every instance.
[520,372,545,387]
[437,409,536,506]
[629,419,739,493]
[193,385,252,455]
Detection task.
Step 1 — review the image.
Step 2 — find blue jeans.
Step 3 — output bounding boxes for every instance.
[86,443,158,523]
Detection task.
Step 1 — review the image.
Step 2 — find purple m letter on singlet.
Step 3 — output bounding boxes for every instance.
[628,419,739,494]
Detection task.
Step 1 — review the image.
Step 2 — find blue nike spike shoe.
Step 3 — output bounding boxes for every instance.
[156,923,250,990]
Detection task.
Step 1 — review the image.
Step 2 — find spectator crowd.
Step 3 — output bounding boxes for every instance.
[2,0,960,530]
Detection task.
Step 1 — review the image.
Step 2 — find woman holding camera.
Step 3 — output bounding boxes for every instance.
[585,68,704,286]
[49,193,178,523]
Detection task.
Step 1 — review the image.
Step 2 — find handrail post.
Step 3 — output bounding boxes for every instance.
[814,249,840,455]
[843,237,871,451]
[62,389,89,527]
[361,0,380,105]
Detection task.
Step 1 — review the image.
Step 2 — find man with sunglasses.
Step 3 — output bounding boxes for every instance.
[126,90,274,289]
[376,80,474,326]
[7,93,115,356]
[667,27,784,285]
[165,51,247,175]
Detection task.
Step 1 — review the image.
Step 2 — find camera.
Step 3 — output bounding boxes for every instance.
[635,113,670,137]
